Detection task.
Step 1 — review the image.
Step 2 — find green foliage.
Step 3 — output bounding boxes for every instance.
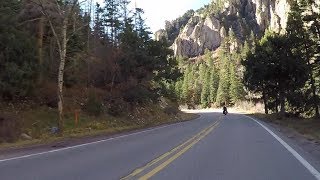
[85,92,103,117]
[216,56,230,105]
[200,68,210,108]
[229,62,244,104]
[209,66,219,104]
[0,0,38,99]
[176,37,247,108]
[123,85,155,104]
[243,32,309,114]
[0,114,21,143]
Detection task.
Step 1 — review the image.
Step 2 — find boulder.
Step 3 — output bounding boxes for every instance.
[21,133,32,140]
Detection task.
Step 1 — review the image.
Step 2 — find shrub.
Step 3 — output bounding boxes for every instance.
[107,99,127,117]
[123,85,155,104]
[0,114,21,143]
[85,92,103,117]
[164,106,179,115]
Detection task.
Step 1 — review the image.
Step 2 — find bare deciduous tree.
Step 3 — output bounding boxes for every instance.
[34,0,88,133]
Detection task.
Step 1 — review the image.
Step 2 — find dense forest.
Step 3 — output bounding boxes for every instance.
[0,0,180,137]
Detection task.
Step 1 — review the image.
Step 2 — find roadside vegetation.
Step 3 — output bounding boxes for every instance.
[1,0,319,148]
[176,0,320,118]
[243,1,320,142]
[0,0,190,146]
[252,113,320,142]
[175,0,320,140]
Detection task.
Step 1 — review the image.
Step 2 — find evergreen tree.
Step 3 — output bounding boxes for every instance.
[0,0,38,99]
[241,41,250,59]
[209,66,219,105]
[216,56,230,106]
[93,3,106,40]
[229,62,244,104]
[104,0,121,44]
[200,65,210,107]
[292,0,320,117]
[243,32,308,114]
[181,65,191,101]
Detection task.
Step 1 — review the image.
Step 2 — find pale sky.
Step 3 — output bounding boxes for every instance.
[95,0,212,33]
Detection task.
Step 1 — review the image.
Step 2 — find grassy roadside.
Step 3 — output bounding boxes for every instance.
[0,104,198,150]
[249,113,320,142]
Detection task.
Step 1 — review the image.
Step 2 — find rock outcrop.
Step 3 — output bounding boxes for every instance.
[158,0,292,57]
[154,29,168,41]
[173,14,221,57]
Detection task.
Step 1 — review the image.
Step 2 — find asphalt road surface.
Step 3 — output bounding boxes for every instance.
[1,112,320,180]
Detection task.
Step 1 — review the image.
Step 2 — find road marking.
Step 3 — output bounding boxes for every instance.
[122,119,220,179]
[245,115,320,180]
[138,120,221,180]
[0,116,202,163]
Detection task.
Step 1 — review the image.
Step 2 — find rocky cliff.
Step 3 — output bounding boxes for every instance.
[156,0,291,57]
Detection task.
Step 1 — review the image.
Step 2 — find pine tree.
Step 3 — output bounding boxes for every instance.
[0,0,38,99]
[287,0,319,117]
[104,0,121,44]
[200,65,210,108]
[241,41,250,59]
[181,65,191,101]
[209,66,219,105]
[216,56,230,106]
[93,3,106,40]
[229,62,244,104]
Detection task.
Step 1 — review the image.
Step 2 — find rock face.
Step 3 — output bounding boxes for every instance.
[154,29,168,41]
[173,14,221,57]
[161,0,292,57]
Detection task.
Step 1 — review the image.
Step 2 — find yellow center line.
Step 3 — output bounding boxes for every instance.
[121,117,222,180]
[139,121,221,180]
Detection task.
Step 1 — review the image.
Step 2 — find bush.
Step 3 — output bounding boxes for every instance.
[0,5,38,100]
[0,114,21,143]
[123,85,155,104]
[85,92,103,116]
[107,99,127,117]
[164,106,179,115]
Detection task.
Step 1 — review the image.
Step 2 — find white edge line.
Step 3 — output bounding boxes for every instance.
[0,116,201,163]
[244,115,320,180]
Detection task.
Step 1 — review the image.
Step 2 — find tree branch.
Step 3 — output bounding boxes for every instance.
[17,18,43,27]
[39,0,62,54]
[66,23,90,43]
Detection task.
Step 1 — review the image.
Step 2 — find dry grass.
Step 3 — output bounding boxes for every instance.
[251,113,320,141]
[0,103,198,150]
[233,101,265,114]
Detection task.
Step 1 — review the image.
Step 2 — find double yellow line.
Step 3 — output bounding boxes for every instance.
[121,117,222,180]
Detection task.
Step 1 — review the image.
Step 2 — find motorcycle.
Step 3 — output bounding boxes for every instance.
[223,106,228,115]
[223,110,228,115]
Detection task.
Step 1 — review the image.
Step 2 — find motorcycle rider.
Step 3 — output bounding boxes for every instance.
[223,105,228,115]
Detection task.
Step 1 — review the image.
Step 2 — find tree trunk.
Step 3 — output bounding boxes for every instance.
[263,90,268,114]
[57,17,68,133]
[304,41,319,118]
[279,90,285,115]
[275,95,279,113]
[38,16,45,83]
[310,77,319,118]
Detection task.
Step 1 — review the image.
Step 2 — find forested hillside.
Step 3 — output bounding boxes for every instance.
[0,0,182,143]
[169,0,320,118]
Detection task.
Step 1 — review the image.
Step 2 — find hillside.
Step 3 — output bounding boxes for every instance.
[155,0,290,57]
[161,0,320,119]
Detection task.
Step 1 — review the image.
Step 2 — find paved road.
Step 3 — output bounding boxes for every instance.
[0,112,319,180]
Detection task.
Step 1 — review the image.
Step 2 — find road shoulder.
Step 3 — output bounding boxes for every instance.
[247,114,320,176]
[0,113,200,160]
